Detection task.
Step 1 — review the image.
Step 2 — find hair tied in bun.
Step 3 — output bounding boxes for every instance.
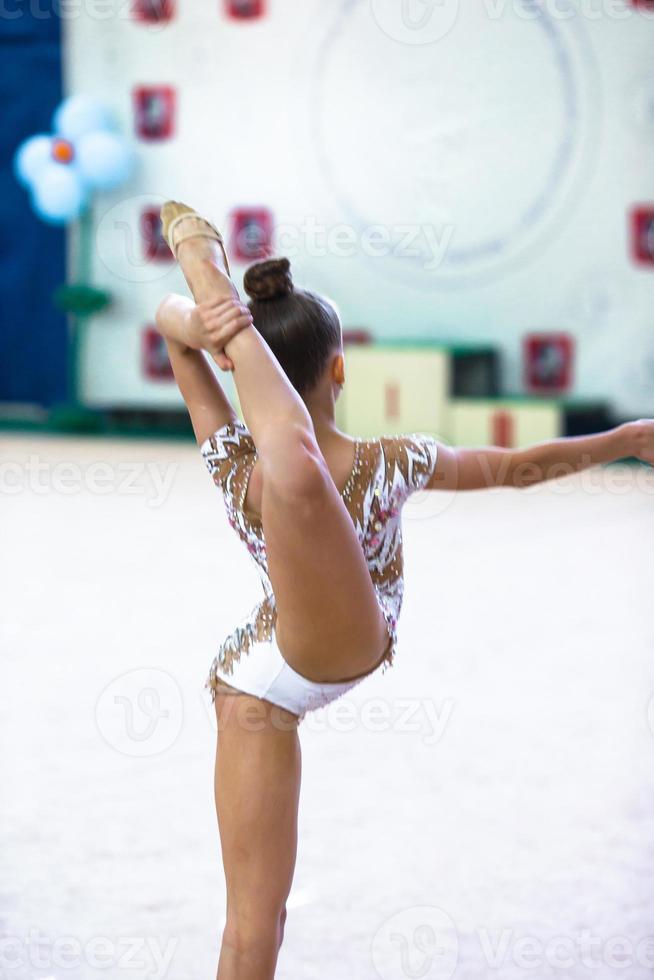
[243,258,294,302]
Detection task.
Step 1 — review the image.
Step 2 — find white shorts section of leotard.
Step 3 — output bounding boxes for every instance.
[212,631,374,719]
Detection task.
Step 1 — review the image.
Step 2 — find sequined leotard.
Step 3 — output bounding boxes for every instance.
[201,421,438,713]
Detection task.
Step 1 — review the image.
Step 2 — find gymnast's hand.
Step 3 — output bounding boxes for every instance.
[189,297,253,371]
[621,419,654,465]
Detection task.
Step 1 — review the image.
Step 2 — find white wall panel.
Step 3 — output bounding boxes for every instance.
[63,0,654,415]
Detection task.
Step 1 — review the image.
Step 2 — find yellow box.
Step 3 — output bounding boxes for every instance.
[339,346,450,439]
[451,399,562,448]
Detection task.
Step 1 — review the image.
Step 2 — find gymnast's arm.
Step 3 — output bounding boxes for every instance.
[427,421,654,491]
[154,293,252,445]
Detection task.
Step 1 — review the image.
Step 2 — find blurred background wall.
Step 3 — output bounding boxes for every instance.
[3,0,654,424]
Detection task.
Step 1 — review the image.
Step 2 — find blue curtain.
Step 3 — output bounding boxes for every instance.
[0,9,67,406]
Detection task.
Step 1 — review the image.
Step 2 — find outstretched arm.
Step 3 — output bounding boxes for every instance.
[429,421,654,491]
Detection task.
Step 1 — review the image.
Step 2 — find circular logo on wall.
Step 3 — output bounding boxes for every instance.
[308,0,599,287]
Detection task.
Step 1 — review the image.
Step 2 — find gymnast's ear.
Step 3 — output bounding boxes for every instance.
[331,352,345,387]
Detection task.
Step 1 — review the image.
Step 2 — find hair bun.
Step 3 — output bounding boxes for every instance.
[244,258,294,302]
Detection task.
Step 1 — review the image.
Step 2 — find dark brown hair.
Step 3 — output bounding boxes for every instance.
[243,258,342,394]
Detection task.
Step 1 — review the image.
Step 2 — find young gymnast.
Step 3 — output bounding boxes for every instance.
[154,202,654,980]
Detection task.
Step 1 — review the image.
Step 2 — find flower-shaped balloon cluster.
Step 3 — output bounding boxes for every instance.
[14,95,134,225]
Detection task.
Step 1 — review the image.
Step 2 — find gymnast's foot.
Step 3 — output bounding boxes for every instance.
[161,201,236,303]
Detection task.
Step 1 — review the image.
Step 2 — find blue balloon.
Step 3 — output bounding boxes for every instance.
[54,95,114,141]
[14,135,52,187]
[32,163,87,224]
[76,131,134,190]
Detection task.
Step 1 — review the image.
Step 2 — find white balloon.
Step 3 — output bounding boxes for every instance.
[53,95,114,141]
[14,135,53,187]
[32,163,87,224]
[76,131,133,191]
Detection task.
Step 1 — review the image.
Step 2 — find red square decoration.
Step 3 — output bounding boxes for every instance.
[143,326,175,381]
[141,207,173,262]
[133,86,176,141]
[631,207,654,266]
[132,0,174,21]
[524,333,574,395]
[230,208,273,262]
[226,0,265,19]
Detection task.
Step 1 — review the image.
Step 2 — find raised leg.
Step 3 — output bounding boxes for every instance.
[214,694,301,980]
[173,220,388,680]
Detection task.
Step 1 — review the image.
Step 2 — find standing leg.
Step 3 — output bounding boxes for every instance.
[170,213,389,681]
[213,694,301,980]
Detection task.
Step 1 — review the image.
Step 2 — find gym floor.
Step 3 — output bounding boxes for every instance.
[2,434,654,980]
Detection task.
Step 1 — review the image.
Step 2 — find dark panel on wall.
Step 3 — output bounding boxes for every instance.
[0,11,67,406]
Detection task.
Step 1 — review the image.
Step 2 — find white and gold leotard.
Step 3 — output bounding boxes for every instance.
[201,421,437,717]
